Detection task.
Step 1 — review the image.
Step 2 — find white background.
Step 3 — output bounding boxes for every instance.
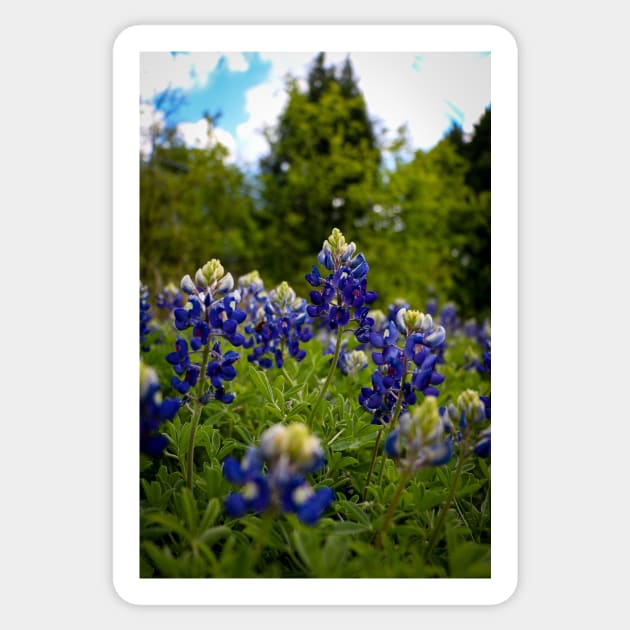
[2,0,628,627]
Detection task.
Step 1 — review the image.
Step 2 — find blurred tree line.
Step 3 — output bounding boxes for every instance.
[140,53,490,320]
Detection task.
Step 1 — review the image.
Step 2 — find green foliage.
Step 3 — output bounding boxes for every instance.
[140,128,260,289]
[140,53,490,320]
[258,54,381,282]
[140,322,491,579]
[139,55,492,577]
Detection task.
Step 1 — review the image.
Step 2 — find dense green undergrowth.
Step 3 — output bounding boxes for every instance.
[140,323,490,579]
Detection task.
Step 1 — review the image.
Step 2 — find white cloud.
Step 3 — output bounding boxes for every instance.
[140,52,249,101]
[223,52,249,73]
[231,52,350,167]
[175,118,237,163]
[234,79,287,165]
[141,51,490,167]
[349,52,490,151]
[225,52,490,167]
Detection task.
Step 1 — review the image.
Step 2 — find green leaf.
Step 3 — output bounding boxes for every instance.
[448,542,491,578]
[326,521,371,536]
[146,512,191,541]
[247,365,275,404]
[336,500,371,526]
[198,526,231,545]
[199,497,221,531]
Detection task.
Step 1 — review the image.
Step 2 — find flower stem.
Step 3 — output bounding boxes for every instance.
[377,357,409,486]
[249,513,274,575]
[186,343,211,490]
[362,428,383,501]
[307,330,343,426]
[375,469,412,548]
[424,440,469,559]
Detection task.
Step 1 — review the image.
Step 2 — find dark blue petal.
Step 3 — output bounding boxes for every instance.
[372,351,385,366]
[224,493,247,517]
[422,386,440,397]
[430,372,445,385]
[222,457,246,484]
[385,430,401,457]
[158,398,181,420]
[370,332,384,348]
[165,352,181,365]
[222,319,237,334]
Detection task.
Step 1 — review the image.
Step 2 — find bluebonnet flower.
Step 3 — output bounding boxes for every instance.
[387,299,409,324]
[338,349,369,377]
[463,320,491,373]
[156,282,185,312]
[223,423,334,526]
[222,447,270,516]
[384,397,453,472]
[438,302,460,336]
[140,361,181,456]
[140,283,152,352]
[474,427,491,457]
[360,308,446,425]
[237,270,268,323]
[167,259,245,405]
[244,281,313,369]
[305,228,378,338]
[440,389,491,458]
[425,298,438,317]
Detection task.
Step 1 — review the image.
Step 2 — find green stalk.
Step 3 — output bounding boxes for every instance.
[424,439,469,559]
[186,343,211,490]
[362,428,383,501]
[307,329,343,426]
[375,469,412,549]
[376,357,409,486]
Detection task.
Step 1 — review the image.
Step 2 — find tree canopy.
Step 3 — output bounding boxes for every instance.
[140,54,491,320]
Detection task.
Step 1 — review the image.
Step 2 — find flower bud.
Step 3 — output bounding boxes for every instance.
[180,274,196,294]
[396,308,426,334]
[457,389,486,424]
[271,281,296,307]
[326,227,347,256]
[195,268,207,288]
[368,309,386,330]
[340,241,356,261]
[140,361,160,400]
[201,259,225,286]
[286,422,311,460]
[217,272,234,293]
[419,313,434,332]
[260,424,288,459]
[411,396,441,442]
[342,349,368,376]
[424,325,446,348]
[238,270,264,291]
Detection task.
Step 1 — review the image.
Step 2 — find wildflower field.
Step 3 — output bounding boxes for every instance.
[139,228,491,579]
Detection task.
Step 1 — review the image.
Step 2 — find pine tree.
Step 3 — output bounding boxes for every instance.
[258,53,381,288]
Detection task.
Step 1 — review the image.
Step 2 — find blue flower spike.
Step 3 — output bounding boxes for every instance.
[360,306,447,426]
[385,397,453,473]
[140,361,181,457]
[440,389,491,458]
[305,228,378,338]
[222,422,334,525]
[242,279,313,369]
[167,259,245,407]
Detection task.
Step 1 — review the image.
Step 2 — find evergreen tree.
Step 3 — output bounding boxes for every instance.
[258,53,381,289]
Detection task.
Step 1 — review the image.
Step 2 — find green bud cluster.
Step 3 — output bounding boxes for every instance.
[260,422,324,470]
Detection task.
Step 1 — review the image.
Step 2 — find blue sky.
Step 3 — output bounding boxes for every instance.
[140,51,490,167]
